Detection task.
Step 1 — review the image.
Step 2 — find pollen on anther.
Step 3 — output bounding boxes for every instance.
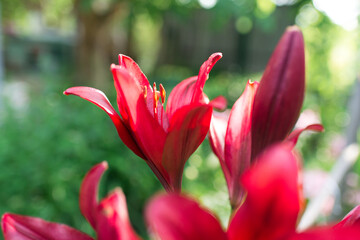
[153,83,159,111]
[159,84,166,104]
[143,86,147,99]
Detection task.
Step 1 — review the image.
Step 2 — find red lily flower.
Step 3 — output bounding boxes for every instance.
[145,144,360,240]
[64,53,223,192]
[209,26,324,209]
[2,162,140,240]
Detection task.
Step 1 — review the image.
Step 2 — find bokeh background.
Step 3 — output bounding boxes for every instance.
[0,0,360,238]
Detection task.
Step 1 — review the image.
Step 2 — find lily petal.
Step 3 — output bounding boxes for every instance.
[111,66,167,166]
[116,55,152,126]
[192,52,223,103]
[63,87,145,159]
[118,54,150,89]
[163,104,213,191]
[1,213,93,240]
[334,205,360,228]
[166,76,198,119]
[209,110,230,178]
[251,26,305,160]
[145,194,227,240]
[167,53,222,119]
[228,144,299,240]
[96,189,140,240]
[79,161,108,229]
[209,96,227,111]
[224,80,259,209]
[290,226,360,240]
[116,56,168,128]
[287,124,324,147]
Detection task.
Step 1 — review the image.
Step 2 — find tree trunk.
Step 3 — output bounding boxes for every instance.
[74,1,127,89]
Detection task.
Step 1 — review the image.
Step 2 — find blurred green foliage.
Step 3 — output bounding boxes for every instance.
[0,75,163,238]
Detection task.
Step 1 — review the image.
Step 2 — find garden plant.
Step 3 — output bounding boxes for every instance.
[2,26,360,240]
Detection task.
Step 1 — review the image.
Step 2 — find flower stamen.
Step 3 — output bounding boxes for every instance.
[159,84,166,104]
[143,86,147,99]
[153,83,159,115]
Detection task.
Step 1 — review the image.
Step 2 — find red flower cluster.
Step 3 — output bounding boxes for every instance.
[64,53,224,192]
[2,26,359,240]
[3,145,360,239]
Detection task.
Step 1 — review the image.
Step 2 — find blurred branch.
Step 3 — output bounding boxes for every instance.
[298,76,360,231]
[345,77,360,145]
[298,144,359,231]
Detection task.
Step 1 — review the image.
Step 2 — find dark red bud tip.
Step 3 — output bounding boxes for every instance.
[286,25,301,33]
[251,26,305,160]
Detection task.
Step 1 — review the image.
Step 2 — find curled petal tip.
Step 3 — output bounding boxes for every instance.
[92,161,109,173]
[315,124,325,132]
[2,213,9,221]
[301,123,325,133]
[209,95,227,111]
[118,54,129,65]
[211,52,223,60]
[110,63,117,70]
[118,54,124,65]
[287,124,324,148]
[247,79,258,85]
[100,161,109,170]
[63,87,80,96]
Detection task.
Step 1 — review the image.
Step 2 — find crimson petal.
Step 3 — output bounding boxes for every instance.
[111,66,167,166]
[334,205,360,228]
[290,226,360,240]
[118,54,150,90]
[167,53,222,119]
[79,161,108,229]
[209,110,230,178]
[251,26,305,160]
[166,76,198,119]
[145,194,227,240]
[117,55,168,128]
[287,124,324,147]
[192,52,223,103]
[228,144,299,240]
[117,54,150,125]
[163,104,213,191]
[2,213,93,240]
[96,189,140,240]
[64,87,145,159]
[224,80,259,209]
[209,96,227,111]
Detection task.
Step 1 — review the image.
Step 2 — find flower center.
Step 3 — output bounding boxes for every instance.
[143,83,166,116]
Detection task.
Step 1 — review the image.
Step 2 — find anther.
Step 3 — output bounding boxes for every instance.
[143,86,147,99]
[153,83,159,113]
[159,84,166,104]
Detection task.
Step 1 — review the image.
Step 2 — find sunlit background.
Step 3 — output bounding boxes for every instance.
[0,0,360,238]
